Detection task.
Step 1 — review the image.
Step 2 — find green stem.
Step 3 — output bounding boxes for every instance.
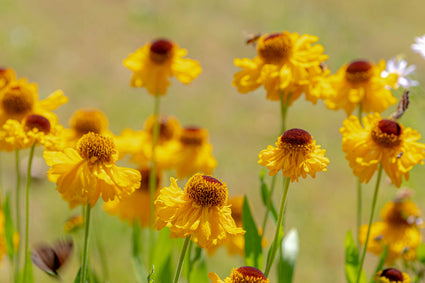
[280,92,290,133]
[260,175,277,238]
[149,94,161,264]
[356,178,362,249]
[355,164,383,283]
[186,241,193,283]
[264,177,291,277]
[173,236,191,283]
[14,149,21,280]
[81,203,92,283]
[22,143,35,282]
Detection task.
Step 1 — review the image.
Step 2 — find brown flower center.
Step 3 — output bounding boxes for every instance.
[257,32,293,64]
[149,39,174,64]
[185,174,227,207]
[144,116,180,143]
[380,268,404,281]
[70,109,108,137]
[2,85,34,118]
[25,114,51,133]
[345,60,373,83]
[371,119,402,148]
[137,168,160,192]
[77,132,116,164]
[180,127,207,146]
[231,266,268,283]
[281,128,312,146]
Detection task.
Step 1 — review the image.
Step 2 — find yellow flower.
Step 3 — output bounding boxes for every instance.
[104,168,160,227]
[63,108,111,146]
[374,268,411,283]
[325,60,398,115]
[44,132,141,209]
[208,266,270,283]
[0,207,6,263]
[340,113,425,187]
[123,39,202,95]
[0,114,64,151]
[173,127,217,179]
[154,174,245,249]
[0,78,68,126]
[64,215,84,234]
[359,195,423,264]
[258,128,329,182]
[0,67,17,90]
[119,115,182,168]
[233,31,329,104]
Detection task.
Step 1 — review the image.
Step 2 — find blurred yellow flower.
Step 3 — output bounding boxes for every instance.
[0,78,67,125]
[325,60,398,115]
[123,38,202,95]
[104,168,160,227]
[340,113,425,187]
[360,195,423,264]
[0,114,64,151]
[258,128,329,182]
[208,266,270,283]
[63,108,111,146]
[233,31,330,104]
[154,174,244,249]
[44,132,141,208]
[0,206,6,262]
[64,215,84,234]
[173,127,217,179]
[0,67,17,90]
[374,268,411,283]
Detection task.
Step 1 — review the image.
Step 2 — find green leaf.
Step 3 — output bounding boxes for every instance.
[345,231,366,283]
[150,229,175,282]
[260,170,277,222]
[17,252,34,283]
[73,267,81,283]
[417,243,425,264]
[3,192,16,260]
[189,255,208,283]
[242,195,263,269]
[278,229,299,283]
[370,246,388,283]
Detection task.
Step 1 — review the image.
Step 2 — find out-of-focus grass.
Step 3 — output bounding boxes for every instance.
[0,0,425,282]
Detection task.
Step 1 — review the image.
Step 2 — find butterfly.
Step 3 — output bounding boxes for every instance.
[31,239,73,277]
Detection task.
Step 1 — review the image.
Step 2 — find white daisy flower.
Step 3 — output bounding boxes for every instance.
[381,58,418,89]
[412,34,425,59]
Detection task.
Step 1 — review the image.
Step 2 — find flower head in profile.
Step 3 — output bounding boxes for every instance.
[44,132,141,208]
[173,127,217,179]
[340,113,425,187]
[0,114,64,151]
[208,266,270,283]
[381,58,418,89]
[63,108,111,146]
[104,167,160,227]
[154,174,245,249]
[374,268,411,283]
[360,191,423,264]
[64,215,84,234]
[0,67,17,91]
[411,34,425,59]
[233,31,330,104]
[123,38,202,95]
[0,78,68,126]
[258,128,329,182]
[325,60,398,115]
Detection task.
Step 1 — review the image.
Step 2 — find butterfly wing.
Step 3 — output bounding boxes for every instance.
[31,245,59,276]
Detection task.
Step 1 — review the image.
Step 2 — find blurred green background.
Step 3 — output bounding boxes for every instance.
[1,0,425,282]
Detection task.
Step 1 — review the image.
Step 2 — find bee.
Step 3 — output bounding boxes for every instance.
[245,32,261,46]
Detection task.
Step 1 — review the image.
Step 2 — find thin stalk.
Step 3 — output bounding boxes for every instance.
[355,164,383,283]
[22,143,35,282]
[14,149,21,280]
[186,241,193,283]
[280,92,290,133]
[356,104,363,249]
[81,203,92,283]
[173,236,191,283]
[149,94,161,265]
[264,177,291,277]
[260,175,277,238]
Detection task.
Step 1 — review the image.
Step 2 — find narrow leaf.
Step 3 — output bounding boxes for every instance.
[417,243,425,264]
[242,195,263,269]
[370,246,388,283]
[345,231,367,283]
[278,229,299,283]
[260,170,278,222]
[3,193,16,260]
[150,229,175,282]
[189,256,208,283]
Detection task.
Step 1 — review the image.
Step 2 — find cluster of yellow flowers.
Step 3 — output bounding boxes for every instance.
[0,29,424,282]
